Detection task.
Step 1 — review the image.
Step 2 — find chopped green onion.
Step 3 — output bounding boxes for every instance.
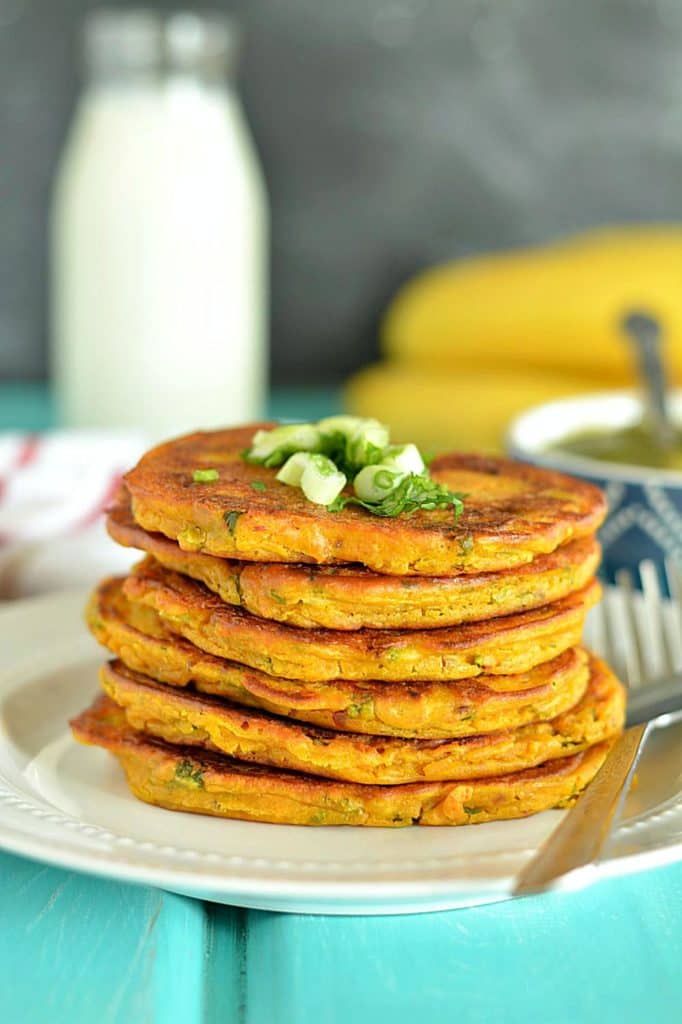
[192,468,219,483]
[345,420,390,470]
[246,424,321,467]
[250,480,267,492]
[241,417,466,520]
[307,453,341,478]
[317,415,366,436]
[353,464,405,502]
[300,454,346,505]
[381,443,425,476]
[276,451,315,486]
[277,452,347,504]
[316,417,388,477]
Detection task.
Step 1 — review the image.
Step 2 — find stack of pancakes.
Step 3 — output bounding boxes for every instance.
[71,425,625,827]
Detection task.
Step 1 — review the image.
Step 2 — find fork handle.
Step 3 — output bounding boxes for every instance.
[513,723,650,896]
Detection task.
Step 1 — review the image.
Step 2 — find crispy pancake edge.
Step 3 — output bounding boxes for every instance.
[108,499,601,630]
[71,695,614,826]
[99,654,625,784]
[124,427,606,575]
[88,576,592,738]
[122,559,602,682]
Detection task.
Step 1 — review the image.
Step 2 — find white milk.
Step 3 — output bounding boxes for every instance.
[50,11,268,437]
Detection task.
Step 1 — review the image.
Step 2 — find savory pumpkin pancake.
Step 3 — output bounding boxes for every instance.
[122,559,601,682]
[108,500,600,630]
[71,695,614,826]
[99,655,624,785]
[88,577,591,738]
[123,426,606,576]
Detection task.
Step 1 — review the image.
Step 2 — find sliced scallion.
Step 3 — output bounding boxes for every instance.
[353,464,405,502]
[345,420,390,470]
[276,451,316,487]
[241,415,466,519]
[192,468,219,483]
[317,415,366,437]
[300,454,346,506]
[246,424,321,467]
[381,443,425,476]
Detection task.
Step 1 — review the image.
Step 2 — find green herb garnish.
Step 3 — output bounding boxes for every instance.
[192,468,219,483]
[328,473,465,520]
[250,480,267,492]
[175,759,205,788]
[243,449,282,469]
[317,431,385,478]
[240,417,466,520]
[463,806,484,816]
[460,534,474,555]
[224,510,244,535]
[345,699,373,719]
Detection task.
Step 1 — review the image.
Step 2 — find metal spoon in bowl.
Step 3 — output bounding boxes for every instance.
[622,310,676,450]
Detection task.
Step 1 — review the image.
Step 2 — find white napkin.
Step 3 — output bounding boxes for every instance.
[0,431,148,598]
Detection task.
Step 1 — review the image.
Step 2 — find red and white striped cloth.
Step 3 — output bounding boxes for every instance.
[0,431,147,598]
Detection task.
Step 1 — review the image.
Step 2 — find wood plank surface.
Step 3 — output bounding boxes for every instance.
[0,851,231,1024]
[215,863,682,1024]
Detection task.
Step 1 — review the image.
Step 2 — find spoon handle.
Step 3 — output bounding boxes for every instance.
[622,311,675,448]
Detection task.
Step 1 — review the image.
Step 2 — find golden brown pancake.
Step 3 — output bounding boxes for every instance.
[123,425,606,576]
[88,577,592,738]
[71,695,614,826]
[122,558,601,682]
[99,654,624,785]
[108,500,601,630]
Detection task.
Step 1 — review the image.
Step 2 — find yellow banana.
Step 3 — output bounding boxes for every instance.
[382,226,682,382]
[345,364,607,453]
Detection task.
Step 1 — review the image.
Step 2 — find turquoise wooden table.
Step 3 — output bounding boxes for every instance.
[1,383,681,1024]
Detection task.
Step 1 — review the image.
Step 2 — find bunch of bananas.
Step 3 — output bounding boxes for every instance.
[346,226,682,452]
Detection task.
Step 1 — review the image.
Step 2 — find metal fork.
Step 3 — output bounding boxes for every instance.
[513,558,682,896]
[593,558,682,725]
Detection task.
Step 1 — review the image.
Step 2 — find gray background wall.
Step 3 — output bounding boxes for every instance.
[2,0,682,384]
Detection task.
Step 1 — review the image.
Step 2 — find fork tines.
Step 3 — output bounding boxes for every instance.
[584,559,682,690]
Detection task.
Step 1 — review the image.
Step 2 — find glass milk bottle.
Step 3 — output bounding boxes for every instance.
[50,10,268,437]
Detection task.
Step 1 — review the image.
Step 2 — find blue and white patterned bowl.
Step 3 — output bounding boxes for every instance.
[506,391,682,588]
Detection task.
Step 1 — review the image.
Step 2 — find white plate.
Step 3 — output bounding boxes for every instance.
[0,590,681,916]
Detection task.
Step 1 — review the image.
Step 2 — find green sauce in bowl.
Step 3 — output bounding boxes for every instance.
[547,423,682,471]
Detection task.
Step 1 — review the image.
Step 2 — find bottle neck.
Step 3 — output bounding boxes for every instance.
[71,72,243,148]
[83,11,239,93]
[84,69,232,95]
